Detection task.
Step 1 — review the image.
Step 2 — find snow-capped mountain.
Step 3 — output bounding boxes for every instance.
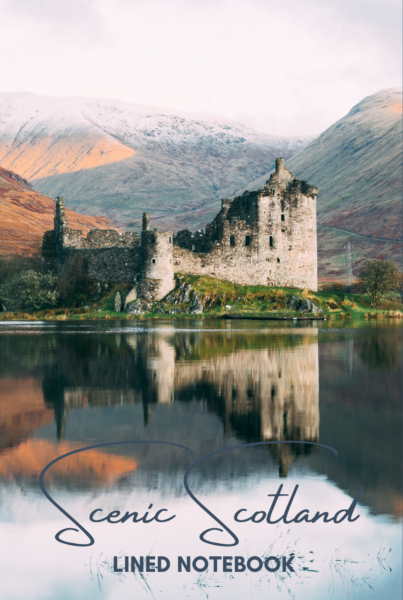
[0,92,314,230]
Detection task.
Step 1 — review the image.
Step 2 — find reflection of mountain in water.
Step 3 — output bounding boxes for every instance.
[308,329,403,519]
[0,377,54,452]
[0,439,137,487]
[41,332,319,478]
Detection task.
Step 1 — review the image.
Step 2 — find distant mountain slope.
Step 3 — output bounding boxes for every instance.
[0,92,313,231]
[0,166,113,256]
[235,88,402,280]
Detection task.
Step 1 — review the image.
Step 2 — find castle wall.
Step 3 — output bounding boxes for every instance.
[173,195,317,289]
[43,196,142,282]
[62,246,141,282]
[62,228,139,250]
[174,159,318,290]
[173,219,261,286]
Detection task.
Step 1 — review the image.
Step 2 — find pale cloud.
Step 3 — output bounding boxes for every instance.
[0,0,401,135]
[2,0,107,40]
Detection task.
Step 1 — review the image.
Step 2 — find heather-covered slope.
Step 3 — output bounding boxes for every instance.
[0,92,313,232]
[0,166,113,256]
[236,88,403,280]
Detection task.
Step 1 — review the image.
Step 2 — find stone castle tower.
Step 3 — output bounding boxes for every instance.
[174,159,318,290]
[42,159,318,294]
[137,212,175,301]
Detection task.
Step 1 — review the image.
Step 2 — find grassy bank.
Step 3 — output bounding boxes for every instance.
[0,275,402,321]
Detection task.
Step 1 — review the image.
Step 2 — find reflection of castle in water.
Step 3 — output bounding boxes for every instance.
[174,339,319,476]
[43,330,319,476]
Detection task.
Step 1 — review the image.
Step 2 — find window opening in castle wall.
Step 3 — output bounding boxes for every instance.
[281,214,285,221]
[230,235,235,247]
[269,236,273,247]
[245,236,251,246]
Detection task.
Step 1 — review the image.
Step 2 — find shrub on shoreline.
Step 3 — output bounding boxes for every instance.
[0,270,58,311]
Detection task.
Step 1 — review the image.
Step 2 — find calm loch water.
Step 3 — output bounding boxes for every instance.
[0,319,401,599]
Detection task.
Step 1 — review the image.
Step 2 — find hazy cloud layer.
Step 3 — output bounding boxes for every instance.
[0,0,401,135]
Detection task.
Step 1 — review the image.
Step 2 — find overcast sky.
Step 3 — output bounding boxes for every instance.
[0,0,401,135]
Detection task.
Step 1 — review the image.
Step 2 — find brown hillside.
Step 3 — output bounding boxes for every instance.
[0,132,135,180]
[0,166,114,256]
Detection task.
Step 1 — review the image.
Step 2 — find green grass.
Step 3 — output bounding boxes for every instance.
[164,274,402,319]
[0,274,401,321]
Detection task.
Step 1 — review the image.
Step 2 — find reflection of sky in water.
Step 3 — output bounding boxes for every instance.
[0,320,401,599]
[1,475,401,599]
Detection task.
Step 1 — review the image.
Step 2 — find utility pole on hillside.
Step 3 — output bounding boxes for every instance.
[344,242,355,288]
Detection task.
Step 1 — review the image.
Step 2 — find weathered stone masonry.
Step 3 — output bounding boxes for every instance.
[174,159,318,291]
[137,212,175,302]
[42,196,142,281]
[42,158,318,298]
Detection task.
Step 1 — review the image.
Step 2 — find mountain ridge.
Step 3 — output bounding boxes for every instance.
[0,92,314,231]
[1,89,401,281]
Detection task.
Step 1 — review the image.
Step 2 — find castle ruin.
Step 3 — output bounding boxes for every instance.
[42,158,318,295]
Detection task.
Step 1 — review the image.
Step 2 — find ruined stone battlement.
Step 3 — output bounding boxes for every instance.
[42,196,141,282]
[42,159,318,299]
[54,196,140,250]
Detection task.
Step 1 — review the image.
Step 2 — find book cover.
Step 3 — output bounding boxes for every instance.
[0,1,401,599]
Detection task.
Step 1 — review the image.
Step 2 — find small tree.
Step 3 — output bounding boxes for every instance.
[359,259,400,307]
